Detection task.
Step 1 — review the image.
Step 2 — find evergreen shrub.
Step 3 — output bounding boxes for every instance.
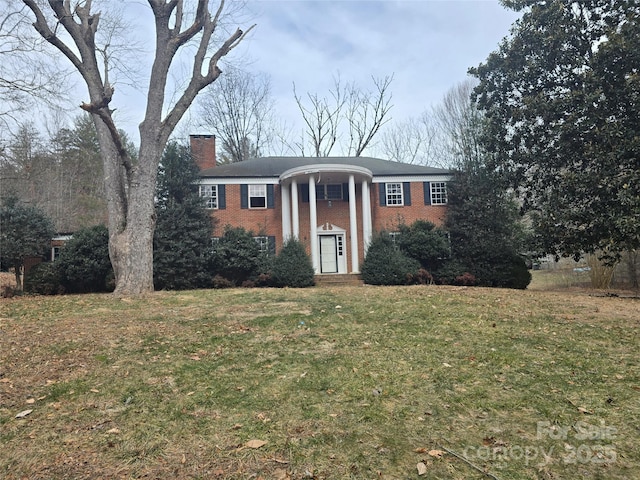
[57,225,113,293]
[210,226,263,286]
[24,262,63,295]
[361,234,420,285]
[271,239,315,288]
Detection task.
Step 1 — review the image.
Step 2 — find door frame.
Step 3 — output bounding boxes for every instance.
[317,224,347,274]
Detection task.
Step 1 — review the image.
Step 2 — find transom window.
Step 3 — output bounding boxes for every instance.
[430,182,448,205]
[316,184,343,201]
[386,183,404,206]
[249,184,267,208]
[199,185,218,209]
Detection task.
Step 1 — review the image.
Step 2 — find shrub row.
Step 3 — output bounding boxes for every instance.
[25,225,315,295]
[361,221,530,290]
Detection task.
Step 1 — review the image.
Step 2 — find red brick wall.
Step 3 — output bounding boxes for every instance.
[371,182,447,233]
[211,184,283,244]
[207,181,448,267]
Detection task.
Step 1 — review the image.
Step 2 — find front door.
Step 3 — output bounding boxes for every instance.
[320,235,338,273]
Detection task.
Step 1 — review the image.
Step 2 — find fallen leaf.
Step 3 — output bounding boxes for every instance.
[273,468,289,480]
[15,409,33,419]
[90,389,100,393]
[106,428,121,434]
[417,462,428,475]
[414,447,427,453]
[577,407,593,414]
[26,398,36,404]
[245,439,267,449]
[442,363,452,368]
[428,449,445,458]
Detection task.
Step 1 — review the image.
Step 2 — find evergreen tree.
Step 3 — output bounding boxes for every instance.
[153,142,214,290]
[444,169,531,289]
[0,196,55,291]
[471,0,640,260]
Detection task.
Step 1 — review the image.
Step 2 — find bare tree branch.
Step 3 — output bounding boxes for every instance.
[347,75,393,156]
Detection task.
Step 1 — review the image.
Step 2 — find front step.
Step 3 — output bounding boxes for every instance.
[314,274,363,287]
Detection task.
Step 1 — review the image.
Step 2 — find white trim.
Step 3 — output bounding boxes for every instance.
[372,175,452,183]
[317,224,347,274]
[280,164,372,182]
[199,177,279,185]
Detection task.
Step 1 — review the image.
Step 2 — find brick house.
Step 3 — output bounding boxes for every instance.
[191,135,452,276]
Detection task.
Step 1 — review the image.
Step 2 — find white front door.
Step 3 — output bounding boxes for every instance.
[320,235,338,273]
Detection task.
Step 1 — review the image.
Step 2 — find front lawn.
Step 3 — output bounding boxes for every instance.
[1,286,638,479]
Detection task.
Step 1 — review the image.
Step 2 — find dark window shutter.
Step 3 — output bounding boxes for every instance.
[300,183,309,203]
[403,182,411,206]
[268,236,276,255]
[423,182,431,205]
[218,185,226,209]
[267,184,275,209]
[342,183,349,201]
[379,183,387,206]
[240,184,248,209]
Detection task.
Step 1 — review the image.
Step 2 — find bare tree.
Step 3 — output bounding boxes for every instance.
[293,74,393,157]
[199,68,274,163]
[19,0,253,295]
[432,79,484,171]
[293,75,346,157]
[381,79,482,168]
[346,75,393,156]
[379,112,437,165]
[0,1,68,132]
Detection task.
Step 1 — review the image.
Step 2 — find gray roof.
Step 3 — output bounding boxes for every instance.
[200,157,451,178]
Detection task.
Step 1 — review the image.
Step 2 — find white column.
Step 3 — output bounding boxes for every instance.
[348,174,359,273]
[281,182,291,242]
[361,180,372,252]
[309,175,319,273]
[291,179,299,238]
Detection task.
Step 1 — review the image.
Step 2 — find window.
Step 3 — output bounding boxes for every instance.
[199,185,218,209]
[253,236,276,255]
[51,246,61,262]
[249,184,267,208]
[430,182,448,205]
[386,183,404,206]
[388,232,401,245]
[316,184,343,200]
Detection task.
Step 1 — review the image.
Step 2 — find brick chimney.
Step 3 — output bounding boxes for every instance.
[189,134,216,170]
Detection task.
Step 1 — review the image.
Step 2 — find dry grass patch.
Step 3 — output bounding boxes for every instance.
[1,286,638,479]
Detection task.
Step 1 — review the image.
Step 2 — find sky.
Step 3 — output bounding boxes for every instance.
[234,0,520,135]
[9,1,522,154]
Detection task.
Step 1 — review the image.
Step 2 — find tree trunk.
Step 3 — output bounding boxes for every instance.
[99,123,160,296]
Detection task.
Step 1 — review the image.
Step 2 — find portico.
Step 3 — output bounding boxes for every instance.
[279,164,373,274]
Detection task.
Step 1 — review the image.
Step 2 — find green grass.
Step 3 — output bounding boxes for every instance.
[0,286,638,479]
